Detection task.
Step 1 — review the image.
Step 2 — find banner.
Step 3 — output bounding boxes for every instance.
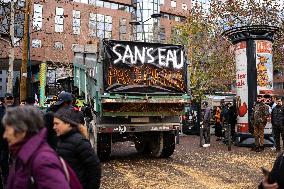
[235,41,249,132]
[255,40,273,94]
[103,40,187,93]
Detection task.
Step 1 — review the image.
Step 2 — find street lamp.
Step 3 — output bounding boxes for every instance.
[129,13,162,42]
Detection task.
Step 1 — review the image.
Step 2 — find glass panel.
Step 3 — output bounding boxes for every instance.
[81,0,88,4]
[73,10,80,18]
[55,24,63,32]
[104,2,111,9]
[97,29,104,38]
[96,0,103,7]
[105,31,112,38]
[34,4,43,13]
[105,23,112,31]
[56,7,64,15]
[55,16,63,24]
[97,22,104,30]
[89,20,96,29]
[90,13,96,20]
[97,14,104,22]
[171,0,176,7]
[73,26,80,35]
[111,3,118,10]
[105,15,112,23]
[73,18,80,27]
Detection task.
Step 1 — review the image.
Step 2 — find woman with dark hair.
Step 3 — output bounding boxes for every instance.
[2,106,70,189]
[53,108,101,189]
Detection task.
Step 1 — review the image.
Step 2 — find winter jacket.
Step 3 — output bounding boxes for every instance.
[57,129,101,189]
[271,105,284,127]
[204,107,211,123]
[6,128,70,189]
[259,153,284,189]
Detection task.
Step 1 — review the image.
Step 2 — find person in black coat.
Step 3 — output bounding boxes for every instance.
[53,108,101,189]
[0,93,15,189]
[271,97,284,152]
[45,92,84,149]
[259,153,284,189]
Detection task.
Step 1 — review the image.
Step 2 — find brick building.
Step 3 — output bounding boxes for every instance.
[0,0,191,96]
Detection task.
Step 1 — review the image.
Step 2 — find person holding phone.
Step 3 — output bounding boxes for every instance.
[259,153,284,189]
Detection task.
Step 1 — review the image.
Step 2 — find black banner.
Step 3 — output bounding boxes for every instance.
[103,40,187,93]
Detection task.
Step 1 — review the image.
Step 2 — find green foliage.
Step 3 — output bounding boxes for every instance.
[172,0,284,101]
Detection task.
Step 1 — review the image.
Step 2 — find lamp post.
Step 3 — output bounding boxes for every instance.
[129,13,162,42]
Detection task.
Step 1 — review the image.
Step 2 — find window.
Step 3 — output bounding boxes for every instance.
[14,12,24,37]
[55,7,64,33]
[119,18,127,40]
[32,39,42,48]
[73,10,81,35]
[0,86,2,90]
[182,3,188,10]
[96,0,104,7]
[104,2,111,8]
[89,13,112,39]
[0,78,2,82]
[0,71,2,74]
[171,0,176,7]
[110,3,118,10]
[54,42,64,50]
[160,26,165,42]
[33,4,43,30]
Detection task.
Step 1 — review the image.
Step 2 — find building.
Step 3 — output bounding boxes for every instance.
[0,0,191,97]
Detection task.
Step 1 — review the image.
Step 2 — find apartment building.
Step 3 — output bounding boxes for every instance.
[0,0,191,96]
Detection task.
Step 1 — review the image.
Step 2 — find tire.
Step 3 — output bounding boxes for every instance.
[97,133,112,161]
[134,140,150,154]
[149,131,175,158]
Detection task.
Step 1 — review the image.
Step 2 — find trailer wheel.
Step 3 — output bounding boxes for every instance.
[160,131,175,158]
[134,140,150,154]
[97,133,111,161]
[149,132,175,158]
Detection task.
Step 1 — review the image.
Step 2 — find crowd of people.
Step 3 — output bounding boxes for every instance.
[200,96,284,189]
[0,92,101,189]
[201,100,237,148]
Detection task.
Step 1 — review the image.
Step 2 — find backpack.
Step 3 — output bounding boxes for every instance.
[30,156,83,189]
[59,157,83,189]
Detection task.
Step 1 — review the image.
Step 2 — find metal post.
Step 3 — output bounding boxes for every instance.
[20,0,31,101]
[7,0,15,94]
[137,2,146,42]
[228,123,232,151]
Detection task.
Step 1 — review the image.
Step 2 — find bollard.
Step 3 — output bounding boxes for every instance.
[228,123,232,151]
[200,123,203,147]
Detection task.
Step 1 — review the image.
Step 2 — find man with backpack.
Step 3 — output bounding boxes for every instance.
[252,99,270,152]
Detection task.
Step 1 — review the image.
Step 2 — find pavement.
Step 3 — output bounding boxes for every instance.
[100,135,279,189]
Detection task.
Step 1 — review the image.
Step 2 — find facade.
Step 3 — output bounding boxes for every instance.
[0,0,190,96]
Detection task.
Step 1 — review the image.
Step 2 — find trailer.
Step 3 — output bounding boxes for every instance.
[73,40,190,160]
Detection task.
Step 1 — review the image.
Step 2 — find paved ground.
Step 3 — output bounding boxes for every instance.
[100,135,279,189]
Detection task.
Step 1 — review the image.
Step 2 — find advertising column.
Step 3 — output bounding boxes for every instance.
[235,41,249,133]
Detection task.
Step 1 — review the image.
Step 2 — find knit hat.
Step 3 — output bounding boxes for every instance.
[54,108,79,127]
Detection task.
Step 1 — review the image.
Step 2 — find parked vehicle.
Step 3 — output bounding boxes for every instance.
[73,40,190,160]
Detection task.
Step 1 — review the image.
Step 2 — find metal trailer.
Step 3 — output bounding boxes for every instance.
[73,40,190,161]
